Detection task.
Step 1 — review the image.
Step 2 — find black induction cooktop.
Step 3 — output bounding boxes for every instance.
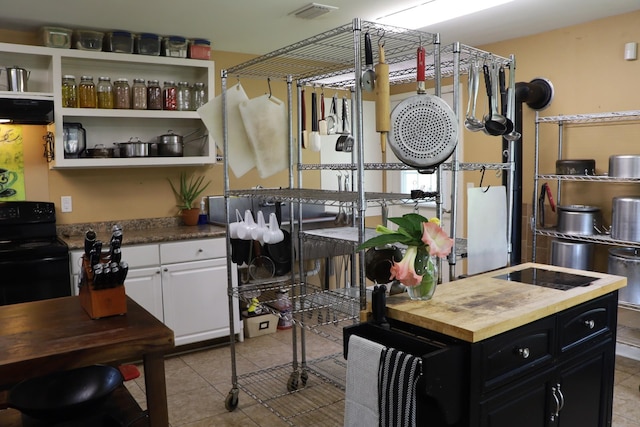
[493,267,598,291]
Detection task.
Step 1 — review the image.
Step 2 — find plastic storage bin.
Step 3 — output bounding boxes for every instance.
[73,30,104,51]
[134,33,161,56]
[40,26,72,49]
[104,31,134,53]
[188,39,211,60]
[162,36,188,58]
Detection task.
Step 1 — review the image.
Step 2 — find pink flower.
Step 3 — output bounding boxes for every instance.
[390,246,422,287]
[421,222,454,258]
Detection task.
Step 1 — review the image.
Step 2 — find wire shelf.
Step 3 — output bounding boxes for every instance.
[227,187,418,207]
[297,161,511,171]
[535,228,640,247]
[537,110,640,124]
[537,174,640,183]
[231,282,360,330]
[224,20,511,87]
[237,353,347,426]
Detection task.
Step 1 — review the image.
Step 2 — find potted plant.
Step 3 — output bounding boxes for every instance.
[168,171,211,226]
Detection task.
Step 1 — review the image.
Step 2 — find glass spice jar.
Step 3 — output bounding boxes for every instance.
[193,82,207,109]
[162,81,177,110]
[177,81,192,111]
[97,76,114,109]
[62,75,78,108]
[147,79,162,110]
[132,78,147,110]
[113,78,131,109]
[78,75,97,108]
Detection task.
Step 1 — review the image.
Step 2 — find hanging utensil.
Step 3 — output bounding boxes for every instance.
[498,66,514,135]
[335,96,353,152]
[387,45,458,173]
[309,89,321,151]
[361,32,375,92]
[300,88,308,149]
[464,60,484,132]
[326,94,338,135]
[482,63,507,136]
[504,64,522,142]
[318,89,328,135]
[375,39,390,153]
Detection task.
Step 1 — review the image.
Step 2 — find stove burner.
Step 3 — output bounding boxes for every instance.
[494,267,597,291]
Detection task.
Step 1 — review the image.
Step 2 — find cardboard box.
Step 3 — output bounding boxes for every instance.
[243,313,279,338]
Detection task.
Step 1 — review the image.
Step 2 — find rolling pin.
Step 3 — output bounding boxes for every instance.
[375,42,390,154]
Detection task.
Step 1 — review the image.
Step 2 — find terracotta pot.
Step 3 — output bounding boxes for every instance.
[181,208,200,226]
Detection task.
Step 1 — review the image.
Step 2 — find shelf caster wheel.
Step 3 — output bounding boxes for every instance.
[287,372,299,392]
[225,389,239,411]
[300,370,309,388]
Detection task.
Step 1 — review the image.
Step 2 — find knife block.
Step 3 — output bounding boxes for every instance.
[79,256,127,319]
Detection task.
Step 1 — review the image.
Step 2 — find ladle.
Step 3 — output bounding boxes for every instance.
[464,60,484,132]
[503,64,522,142]
[482,63,507,136]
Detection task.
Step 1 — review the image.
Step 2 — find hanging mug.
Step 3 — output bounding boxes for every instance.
[229,209,243,239]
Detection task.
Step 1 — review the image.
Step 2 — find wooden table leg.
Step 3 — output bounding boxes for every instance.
[143,352,169,427]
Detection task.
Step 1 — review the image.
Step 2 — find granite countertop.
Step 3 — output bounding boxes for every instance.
[382,262,627,343]
[58,217,226,250]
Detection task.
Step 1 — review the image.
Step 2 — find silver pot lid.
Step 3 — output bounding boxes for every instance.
[558,204,600,213]
[608,247,640,259]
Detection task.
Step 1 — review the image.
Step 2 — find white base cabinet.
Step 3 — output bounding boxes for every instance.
[70,237,241,346]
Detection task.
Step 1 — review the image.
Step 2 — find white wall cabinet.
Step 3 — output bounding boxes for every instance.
[70,237,240,346]
[0,41,216,168]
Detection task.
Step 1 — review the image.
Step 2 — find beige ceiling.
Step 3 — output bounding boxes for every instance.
[0,0,638,54]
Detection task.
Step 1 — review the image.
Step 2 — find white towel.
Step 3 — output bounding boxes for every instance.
[344,335,385,427]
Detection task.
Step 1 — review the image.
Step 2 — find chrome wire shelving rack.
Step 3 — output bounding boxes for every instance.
[221,18,516,421]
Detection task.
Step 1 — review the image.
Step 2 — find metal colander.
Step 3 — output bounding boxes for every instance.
[387,93,458,171]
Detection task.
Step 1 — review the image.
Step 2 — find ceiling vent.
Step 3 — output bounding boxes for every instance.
[290,3,338,19]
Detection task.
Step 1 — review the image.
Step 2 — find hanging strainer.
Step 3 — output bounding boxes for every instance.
[387,46,458,173]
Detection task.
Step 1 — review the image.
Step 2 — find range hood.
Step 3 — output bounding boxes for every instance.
[0,98,54,125]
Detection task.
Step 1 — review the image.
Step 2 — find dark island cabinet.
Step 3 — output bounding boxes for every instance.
[472,292,617,427]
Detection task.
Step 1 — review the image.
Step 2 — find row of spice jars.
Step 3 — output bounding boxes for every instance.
[62,75,207,111]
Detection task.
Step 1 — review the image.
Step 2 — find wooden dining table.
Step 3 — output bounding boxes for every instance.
[0,296,174,426]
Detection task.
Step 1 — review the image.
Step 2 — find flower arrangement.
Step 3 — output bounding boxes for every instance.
[358,213,454,299]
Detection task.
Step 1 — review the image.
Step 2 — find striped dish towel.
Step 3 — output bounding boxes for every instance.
[378,347,422,427]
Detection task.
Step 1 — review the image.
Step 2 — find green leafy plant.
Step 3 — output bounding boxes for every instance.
[168,172,211,211]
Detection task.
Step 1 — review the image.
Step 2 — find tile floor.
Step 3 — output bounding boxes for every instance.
[126,322,640,427]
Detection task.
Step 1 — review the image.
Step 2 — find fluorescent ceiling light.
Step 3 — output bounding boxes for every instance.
[377,0,514,29]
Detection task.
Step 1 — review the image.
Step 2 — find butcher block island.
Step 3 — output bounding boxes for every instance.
[349,263,626,427]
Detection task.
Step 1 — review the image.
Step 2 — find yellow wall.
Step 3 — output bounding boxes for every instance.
[1,10,639,261]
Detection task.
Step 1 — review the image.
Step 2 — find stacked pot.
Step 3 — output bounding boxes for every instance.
[551,204,600,270]
[607,154,640,305]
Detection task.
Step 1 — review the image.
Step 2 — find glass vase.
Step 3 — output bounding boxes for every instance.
[406,247,438,301]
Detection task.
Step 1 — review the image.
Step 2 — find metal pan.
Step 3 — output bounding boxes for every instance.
[387,46,458,173]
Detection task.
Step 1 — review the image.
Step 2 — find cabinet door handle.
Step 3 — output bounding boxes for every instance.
[550,384,565,422]
[516,347,530,359]
[163,268,168,272]
[584,319,595,329]
[198,248,203,253]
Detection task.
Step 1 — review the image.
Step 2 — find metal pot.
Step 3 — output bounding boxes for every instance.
[3,66,30,92]
[84,144,115,158]
[556,159,595,175]
[556,205,601,235]
[611,196,640,242]
[157,130,183,157]
[550,239,594,270]
[113,137,153,157]
[608,247,640,305]
[609,155,640,178]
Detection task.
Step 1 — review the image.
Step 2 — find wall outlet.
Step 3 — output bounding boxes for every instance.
[61,196,72,213]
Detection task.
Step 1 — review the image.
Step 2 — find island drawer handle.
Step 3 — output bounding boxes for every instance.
[516,347,530,359]
[584,319,595,329]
